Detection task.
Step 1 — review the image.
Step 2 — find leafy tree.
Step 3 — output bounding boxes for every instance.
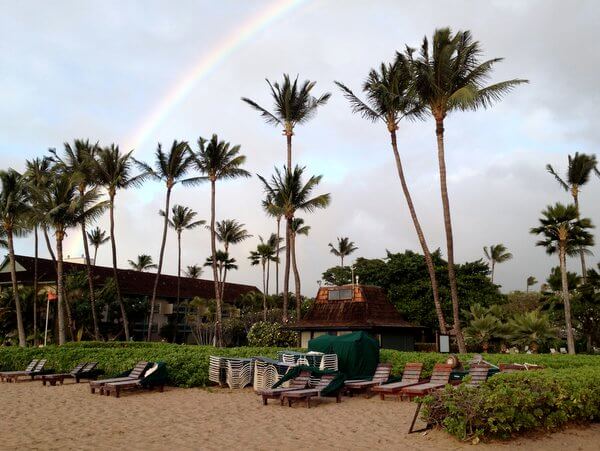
[191,134,250,347]
[531,203,594,354]
[249,234,279,320]
[507,310,557,353]
[87,226,109,264]
[128,254,157,272]
[483,243,513,284]
[321,266,352,286]
[526,276,537,292]
[406,28,527,352]
[546,152,599,281]
[328,237,358,267]
[464,313,500,352]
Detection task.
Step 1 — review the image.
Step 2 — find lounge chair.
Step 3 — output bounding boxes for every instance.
[465,364,490,387]
[281,374,339,408]
[89,361,149,394]
[1,359,48,382]
[371,363,424,401]
[344,362,392,397]
[103,362,166,398]
[0,359,38,382]
[400,363,453,401]
[257,370,311,405]
[41,362,100,386]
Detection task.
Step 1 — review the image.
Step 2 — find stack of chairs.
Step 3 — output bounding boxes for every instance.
[209,356,225,385]
[225,358,253,389]
[319,354,338,371]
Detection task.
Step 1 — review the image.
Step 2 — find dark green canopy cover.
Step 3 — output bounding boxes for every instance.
[308,331,380,380]
[272,365,344,397]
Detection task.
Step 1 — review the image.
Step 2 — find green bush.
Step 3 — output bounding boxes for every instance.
[246,321,298,347]
[422,366,600,440]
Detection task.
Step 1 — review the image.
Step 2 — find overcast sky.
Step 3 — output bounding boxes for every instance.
[1,0,599,296]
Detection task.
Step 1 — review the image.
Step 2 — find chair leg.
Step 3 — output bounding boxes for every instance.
[408,402,431,434]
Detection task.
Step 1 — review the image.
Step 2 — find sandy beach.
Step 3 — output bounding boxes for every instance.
[1,381,599,451]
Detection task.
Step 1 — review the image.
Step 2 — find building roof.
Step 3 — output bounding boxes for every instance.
[290,284,422,330]
[0,255,259,302]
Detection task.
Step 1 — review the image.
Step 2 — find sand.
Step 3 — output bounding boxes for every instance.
[1,381,599,451]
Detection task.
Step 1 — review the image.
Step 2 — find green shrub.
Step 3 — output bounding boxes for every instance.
[246,321,298,347]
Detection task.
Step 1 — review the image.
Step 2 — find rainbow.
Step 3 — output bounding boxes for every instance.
[124,0,306,151]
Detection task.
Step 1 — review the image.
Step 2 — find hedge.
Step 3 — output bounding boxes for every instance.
[422,365,600,440]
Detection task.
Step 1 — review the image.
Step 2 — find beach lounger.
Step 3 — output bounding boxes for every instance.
[0,359,38,382]
[41,362,99,386]
[258,370,311,405]
[344,362,392,397]
[1,359,48,382]
[103,363,166,398]
[371,363,424,400]
[89,361,149,394]
[281,374,339,408]
[400,363,452,401]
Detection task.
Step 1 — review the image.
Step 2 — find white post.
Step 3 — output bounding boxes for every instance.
[43,296,50,347]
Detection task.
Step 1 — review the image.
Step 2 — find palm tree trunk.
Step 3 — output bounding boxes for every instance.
[81,219,100,340]
[43,226,56,262]
[390,130,448,334]
[93,246,98,266]
[559,244,576,354]
[573,193,587,283]
[109,194,129,341]
[55,231,66,345]
[435,118,466,353]
[282,218,291,322]
[172,230,182,343]
[210,179,222,347]
[290,230,301,321]
[7,230,26,347]
[286,132,292,172]
[341,255,344,267]
[275,216,281,295]
[33,225,39,346]
[148,186,172,341]
[266,259,270,296]
[262,260,267,321]
[491,261,495,284]
[220,244,228,305]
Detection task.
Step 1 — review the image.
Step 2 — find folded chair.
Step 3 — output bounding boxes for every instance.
[89,361,149,394]
[400,363,453,401]
[344,362,392,397]
[0,359,38,382]
[2,359,48,382]
[371,363,424,400]
[258,370,311,405]
[281,374,339,408]
[42,362,100,386]
[103,362,167,398]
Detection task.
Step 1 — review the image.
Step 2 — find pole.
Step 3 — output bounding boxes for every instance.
[44,296,50,347]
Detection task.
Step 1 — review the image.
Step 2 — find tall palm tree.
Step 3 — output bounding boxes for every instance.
[258,166,330,322]
[95,144,146,341]
[215,219,251,301]
[87,226,109,264]
[0,169,31,347]
[336,60,449,333]
[242,74,330,172]
[185,264,203,279]
[531,203,594,354]
[191,134,250,347]
[136,140,193,341]
[50,139,102,340]
[37,172,106,344]
[24,156,53,345]
[262,194,284,295]
[128,254,157,272]
[546,152,599,281]
[407,28,528,352]
[328,237,358,267]
[483,244,513,284]
[290,218,310,319]
[249,235,279,320]
[526,276,537,293]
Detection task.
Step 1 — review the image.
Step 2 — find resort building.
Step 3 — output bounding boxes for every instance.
[0,254,259,341]
[290,284,424,351]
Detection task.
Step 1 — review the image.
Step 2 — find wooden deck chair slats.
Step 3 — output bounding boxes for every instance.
[467,364,489,386]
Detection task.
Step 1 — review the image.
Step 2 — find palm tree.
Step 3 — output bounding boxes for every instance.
[185,264,203,279]
[546,152,599,281]
[215,219,251,301]
[328,237,358,267]
[508,310,557,353]
[37,172,106,344]
[191,134,250,347]
[262,194,285,295]
[87,226,109,264]
[483,244,513,284]
[50,140,102,340]
[336,60,449,334]
[258,166,330,322]
[407,28,528,353]
[128,254,157,272]
[95,144,146,341]
[204,251,237,277]
[526,276,537,293]
[249,235,279,320]
[464,313,499,353]
[0,229,6,248]
[0,169,31,346]
[242,74,330,172]
[135,140,193,341]
[24,156,53,345]
[290,218,310,319]
[530,203,594,354]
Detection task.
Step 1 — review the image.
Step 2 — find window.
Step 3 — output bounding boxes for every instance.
[328,289,353,301]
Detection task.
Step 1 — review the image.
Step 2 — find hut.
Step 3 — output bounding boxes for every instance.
[289,284,423,351]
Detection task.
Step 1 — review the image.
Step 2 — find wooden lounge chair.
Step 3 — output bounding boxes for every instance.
[400,363,452,401]
[281,374,339,408]
[89,361,149,394]
[371,363,424,400]
[103,363,166,398]
[465,364,490,387]
[0,359,38,382]
[2,359,48,382]
[41,362,99,386]
[258,370,311,405]
[344,362,392,397]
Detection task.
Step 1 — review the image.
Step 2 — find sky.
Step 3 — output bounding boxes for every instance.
[1,0,599,296]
